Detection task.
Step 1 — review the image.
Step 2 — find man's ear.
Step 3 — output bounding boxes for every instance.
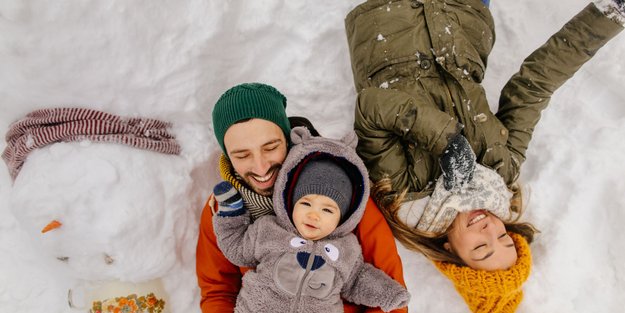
[443,242,452,253]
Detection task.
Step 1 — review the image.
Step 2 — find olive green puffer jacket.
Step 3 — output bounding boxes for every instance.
[346,0,623,201]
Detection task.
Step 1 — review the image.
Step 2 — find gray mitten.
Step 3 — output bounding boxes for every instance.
[439,134,476,191]
[381,285,410,312]
[596,0,625,26]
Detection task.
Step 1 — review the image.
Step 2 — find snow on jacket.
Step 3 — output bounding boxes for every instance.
[212,127,410,313]
[346,0,623,201]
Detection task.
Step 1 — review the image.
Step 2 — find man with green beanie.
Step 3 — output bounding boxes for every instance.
[212,83,292,159]
[211,83,292,198]
[196,82,408,313]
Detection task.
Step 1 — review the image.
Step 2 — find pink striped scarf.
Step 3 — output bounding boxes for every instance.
[2,108,181,181]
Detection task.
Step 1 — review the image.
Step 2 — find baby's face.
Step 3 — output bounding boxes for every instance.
[445,210,517,271]
[292,194,341,241]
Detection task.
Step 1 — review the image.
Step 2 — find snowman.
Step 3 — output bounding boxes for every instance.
[3,107,209,313]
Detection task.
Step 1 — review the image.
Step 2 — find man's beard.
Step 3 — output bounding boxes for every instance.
[241,163,282,197]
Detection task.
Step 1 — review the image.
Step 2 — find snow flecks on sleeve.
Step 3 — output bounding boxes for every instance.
[474,113,487,123]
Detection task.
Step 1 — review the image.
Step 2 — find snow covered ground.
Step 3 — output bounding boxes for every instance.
[1,0,624,312]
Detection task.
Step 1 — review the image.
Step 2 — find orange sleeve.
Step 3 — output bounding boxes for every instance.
[196,195,241,313]
[351,197,409,313]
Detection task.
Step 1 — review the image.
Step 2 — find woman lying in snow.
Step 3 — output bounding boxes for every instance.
[345,0,624,311]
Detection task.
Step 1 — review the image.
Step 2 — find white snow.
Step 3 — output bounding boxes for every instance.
[1,0,625,312]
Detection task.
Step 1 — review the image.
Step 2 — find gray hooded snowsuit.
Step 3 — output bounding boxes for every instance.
[212,127,410,313]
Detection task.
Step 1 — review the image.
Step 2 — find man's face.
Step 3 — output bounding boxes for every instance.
[223,118,288,196]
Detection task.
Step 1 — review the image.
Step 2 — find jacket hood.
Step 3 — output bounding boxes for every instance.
[272,127,370,238]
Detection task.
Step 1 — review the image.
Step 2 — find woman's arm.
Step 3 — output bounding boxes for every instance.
[495,3,624,184]
[354,87,462,193]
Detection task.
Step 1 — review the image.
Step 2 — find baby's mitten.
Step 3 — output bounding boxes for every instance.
[213,181,245,217]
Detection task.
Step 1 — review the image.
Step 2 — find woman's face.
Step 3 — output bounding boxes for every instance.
[445,210,517,271]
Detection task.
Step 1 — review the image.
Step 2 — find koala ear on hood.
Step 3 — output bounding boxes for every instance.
[290,126,312,145]
[341,131,358,149]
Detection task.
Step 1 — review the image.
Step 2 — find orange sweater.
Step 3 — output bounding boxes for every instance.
[196,195,407,313]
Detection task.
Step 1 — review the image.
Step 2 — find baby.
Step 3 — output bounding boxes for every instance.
[212,127,410,313]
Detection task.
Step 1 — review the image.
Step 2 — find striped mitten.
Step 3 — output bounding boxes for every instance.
[213,181,245,217]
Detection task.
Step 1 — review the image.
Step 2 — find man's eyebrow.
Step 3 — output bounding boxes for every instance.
[229,148,250,155]
[229,139,283,155]
[262,139,283,147]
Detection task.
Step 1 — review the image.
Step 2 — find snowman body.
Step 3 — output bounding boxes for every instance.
[9,139,198,312]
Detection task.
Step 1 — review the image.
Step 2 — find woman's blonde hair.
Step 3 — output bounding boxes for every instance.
[371,177,539,266]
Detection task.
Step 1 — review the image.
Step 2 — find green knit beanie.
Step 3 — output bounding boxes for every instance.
[212,83,291,156]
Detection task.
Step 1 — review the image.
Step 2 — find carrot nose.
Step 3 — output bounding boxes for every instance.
[41,220,62,233]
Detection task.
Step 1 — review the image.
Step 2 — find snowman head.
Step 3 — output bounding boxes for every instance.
[5,108,194,282]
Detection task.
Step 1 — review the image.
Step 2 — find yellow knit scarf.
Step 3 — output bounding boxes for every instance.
[218,154,274,219]
[434,233,532,313]
[218,154,242,189]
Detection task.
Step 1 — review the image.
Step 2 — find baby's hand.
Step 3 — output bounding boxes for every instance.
[213,181,245,217]
[382,286,410,312]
